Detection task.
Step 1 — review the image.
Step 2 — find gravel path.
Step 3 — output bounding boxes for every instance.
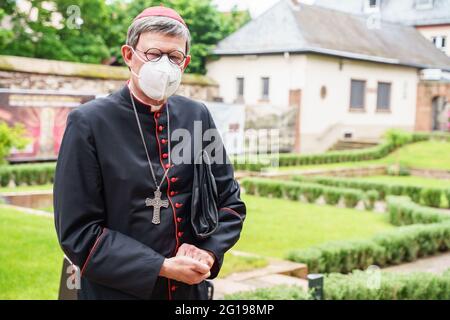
[382,253,450,274]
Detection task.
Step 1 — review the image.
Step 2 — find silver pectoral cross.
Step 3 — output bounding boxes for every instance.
[145,189,169,225]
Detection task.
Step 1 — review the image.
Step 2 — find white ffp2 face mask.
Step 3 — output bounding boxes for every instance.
[129,47,182,101]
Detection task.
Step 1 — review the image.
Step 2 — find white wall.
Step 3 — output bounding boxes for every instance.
[416,25,450,57]
[206,54,307,106]
[206,53,419,154]
[300,55,419,153]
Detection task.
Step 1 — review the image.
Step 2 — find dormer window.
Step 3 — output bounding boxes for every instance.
[364,0,380,13]
[416,0,434,10]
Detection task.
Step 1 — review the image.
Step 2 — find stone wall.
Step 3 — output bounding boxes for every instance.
[0,55,219,100]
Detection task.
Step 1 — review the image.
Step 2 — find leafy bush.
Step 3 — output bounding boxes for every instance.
[225,270,450,300]
[287,222,450,274]
[446,189,450,209]
[0,163,56,187]
[364,190,380,210]
[241,178,368,208]
[231,130,449,172]
[293,176,445,207]
[323,270,450,300]
[0,122,30,165]
[421,188,443,208]
[387,196,450,226]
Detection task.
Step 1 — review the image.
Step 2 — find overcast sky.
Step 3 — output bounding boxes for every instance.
[213,0,280,17]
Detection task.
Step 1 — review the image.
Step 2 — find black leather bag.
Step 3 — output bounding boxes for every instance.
[191,150,219,239]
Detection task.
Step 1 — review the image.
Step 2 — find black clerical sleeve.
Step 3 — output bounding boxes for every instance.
[53,109,165,299]
[195,106,247,279]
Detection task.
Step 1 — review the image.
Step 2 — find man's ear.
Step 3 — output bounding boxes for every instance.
[183,55,191,71]
[121,45,133,68]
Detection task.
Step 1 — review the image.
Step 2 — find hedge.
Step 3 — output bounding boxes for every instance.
[241,178,374,209]
[387,196,450,226]
[225,269,450,300]
[286,221,450,274]
[293,175,448,208]
[0,163,56,187]
[231,130,450,172]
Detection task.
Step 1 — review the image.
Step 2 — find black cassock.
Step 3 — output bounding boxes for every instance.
[54,85,246,300]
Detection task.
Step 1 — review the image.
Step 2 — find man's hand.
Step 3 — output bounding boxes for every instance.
[159,256,211,285]
[176,243,215,268]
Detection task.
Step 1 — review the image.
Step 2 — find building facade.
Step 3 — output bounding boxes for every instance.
[206,0,450,153]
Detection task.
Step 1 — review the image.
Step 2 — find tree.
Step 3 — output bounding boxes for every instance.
[0,122,29,165]
[0,0,250,74]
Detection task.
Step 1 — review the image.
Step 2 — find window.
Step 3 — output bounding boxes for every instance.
[416,0,434,10]
[236,77,244,100]
[432,36,447,51]
[350,79,366,109]
[377,82,391,111]
[261,77,270,100]
[364,0,380,13]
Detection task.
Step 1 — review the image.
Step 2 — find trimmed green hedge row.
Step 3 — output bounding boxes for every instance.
[225,269,450,300]
[241,178,378,209]
[292,176,449,208]
[387,196,450,226]
[232,130,449,171]
[0,163,56,187]
[286,221,450,274]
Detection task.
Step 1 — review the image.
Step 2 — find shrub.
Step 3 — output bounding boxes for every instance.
[445,189,450,209]
[323,187,341,206]
[0,163,56,187]
[231,131,450,172]
[287,222,450,274]
[387,196,450,226]
[293,176,444,207]
[341,189,364,208]
[364,190,380,210]
[421,188,443,208]
[225,270,450,300]
[241,178,369,208]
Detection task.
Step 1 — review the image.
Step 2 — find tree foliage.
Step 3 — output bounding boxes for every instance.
[0,0,250,74]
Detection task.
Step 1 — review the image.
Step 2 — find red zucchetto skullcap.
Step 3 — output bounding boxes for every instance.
[133,6,187,27]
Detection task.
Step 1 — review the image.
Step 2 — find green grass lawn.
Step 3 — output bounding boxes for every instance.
[0,184,53,193]
[219,253,268,278]
[274,141,450,172]
[235,194,394,258]
[0,207,62,300]
[0,205,267,298]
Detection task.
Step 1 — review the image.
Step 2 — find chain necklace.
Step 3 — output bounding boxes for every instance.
[130,91,171,225]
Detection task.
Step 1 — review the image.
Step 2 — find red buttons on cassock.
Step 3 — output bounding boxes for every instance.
[165,164,170,169]
[170,191,178,196]
[177,217,182,223]
[171,285,177,291]
[162,153,168,159]
[161,139,167,144]
[156,112,161,118]
[170,177,178,183]
[158,125,164,132]
[177,232,184,237]
[175,202,183,209]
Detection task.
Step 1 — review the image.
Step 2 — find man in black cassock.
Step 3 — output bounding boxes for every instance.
[53,6,246,300]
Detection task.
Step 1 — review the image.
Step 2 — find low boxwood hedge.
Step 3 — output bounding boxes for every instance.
[225,269,450,300]
[231,130,450,172]
[387,196,450,226]
[287,221,450,274]
[241,178,372,209]
[0,163,56,187]
[293,176,448,208]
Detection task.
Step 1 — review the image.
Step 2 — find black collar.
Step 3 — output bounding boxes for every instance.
[118,85,167,115]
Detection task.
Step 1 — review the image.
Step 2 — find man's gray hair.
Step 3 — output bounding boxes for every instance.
[126,16,191,54]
